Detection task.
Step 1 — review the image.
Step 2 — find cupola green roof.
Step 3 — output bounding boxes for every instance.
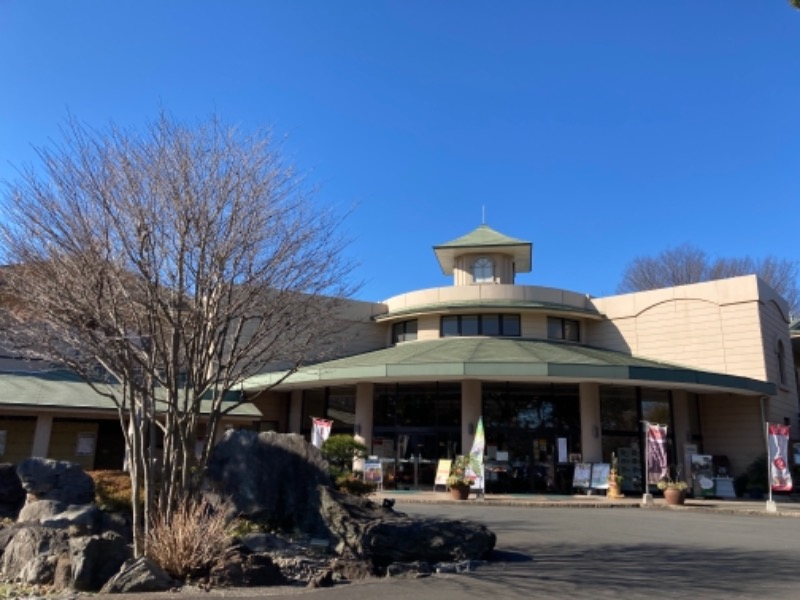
[433,224,532,275]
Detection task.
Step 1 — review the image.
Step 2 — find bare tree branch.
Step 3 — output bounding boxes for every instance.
[0,111,359,555]
[617,243,799,316]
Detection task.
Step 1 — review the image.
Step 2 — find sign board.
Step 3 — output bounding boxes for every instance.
[364,459,383,486]
[434,459,453,489]
[590,463,611,490]
[75,433,96,456]
[572,463,592,488]
[692,454,716,497]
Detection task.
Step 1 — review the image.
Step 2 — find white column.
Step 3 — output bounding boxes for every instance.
[354,382,374,450]
[579,382,602,463]
[671,389,690,476]
[31,414,53,457]
[461,380,482,455]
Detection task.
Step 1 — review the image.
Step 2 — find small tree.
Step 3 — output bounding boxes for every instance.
[321,434,368,477]
[0,112,357,555]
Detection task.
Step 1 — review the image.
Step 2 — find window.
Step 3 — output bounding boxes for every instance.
[440,314,521,337]
[547,317,580,342]
[472,257,494,283]
[777,340,787,386]
[391,319,418,344]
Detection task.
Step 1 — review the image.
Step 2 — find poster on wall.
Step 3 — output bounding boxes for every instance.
[75,433,96,456]
[691,454,716,497]
[572,463,592,489]
[364,458,383,487]
[434,459,453,489]
[590,463,610,489]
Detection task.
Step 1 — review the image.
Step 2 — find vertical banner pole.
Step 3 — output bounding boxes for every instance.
[766,421,776,513]
[641,421,653,506]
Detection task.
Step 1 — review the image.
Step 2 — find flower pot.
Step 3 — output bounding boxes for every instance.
[450,484,470,500]
[663,488,686,506]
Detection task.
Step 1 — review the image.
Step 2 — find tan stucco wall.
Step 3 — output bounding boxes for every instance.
[452,253,515,285]
[0,418,36,464]
[698,394,763,476]
[589,276,781,381]
[382,284,594,316]
[48,421,99,471]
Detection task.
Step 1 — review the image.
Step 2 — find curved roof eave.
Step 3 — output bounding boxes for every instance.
[372,300,603,322]
[241,338,775,397]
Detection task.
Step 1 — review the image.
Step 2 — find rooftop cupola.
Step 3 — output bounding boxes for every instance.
[433,224,532,286]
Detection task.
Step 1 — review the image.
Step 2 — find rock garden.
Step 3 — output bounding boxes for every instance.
[0,431,496,595]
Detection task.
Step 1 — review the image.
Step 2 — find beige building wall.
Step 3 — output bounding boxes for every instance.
[698,393,763,476]
[0,418,36,464]
[589,276,783,382]
[48,420,99,471]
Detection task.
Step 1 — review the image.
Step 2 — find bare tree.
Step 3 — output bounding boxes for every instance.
[0,113,356,555]
[618,243,799,316]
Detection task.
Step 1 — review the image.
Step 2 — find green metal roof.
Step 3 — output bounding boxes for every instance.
[434,225,532,275]
[0,370,262,418]
[242,337,775,396]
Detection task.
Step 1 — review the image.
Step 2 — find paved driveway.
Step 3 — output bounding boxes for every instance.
[97,502,800,600]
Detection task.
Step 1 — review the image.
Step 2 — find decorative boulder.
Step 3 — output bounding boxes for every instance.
[2,526,69,584]
[69,531,132,591]
[100,557,175,594]
[205,430,332,538]
[16,458,95,505]
[319,487,496,567]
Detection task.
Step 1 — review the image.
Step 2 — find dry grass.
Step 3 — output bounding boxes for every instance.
[145,495,234,581]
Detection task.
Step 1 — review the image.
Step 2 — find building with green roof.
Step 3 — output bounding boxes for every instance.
[243,224,798,495]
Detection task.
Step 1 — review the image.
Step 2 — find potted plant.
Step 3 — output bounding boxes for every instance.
[657,476,689,505]
[447,455,476,500]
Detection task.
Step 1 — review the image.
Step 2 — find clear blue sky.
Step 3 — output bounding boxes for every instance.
[1,2,797,302]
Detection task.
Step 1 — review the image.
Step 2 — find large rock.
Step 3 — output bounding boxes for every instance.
[319,487,496,567]
[0,464,24,519]
[16,458,95,505]
[205,430,332,537]
[17,499,66,523]
[208,544,286,587]
[100,556,175,594]
[2,526,69,584]
[69,531,132,591]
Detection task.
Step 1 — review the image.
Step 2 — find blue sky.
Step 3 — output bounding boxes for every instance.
[1,2,797,302]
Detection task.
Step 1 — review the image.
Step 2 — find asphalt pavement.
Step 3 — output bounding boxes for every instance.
[371,488,800,517]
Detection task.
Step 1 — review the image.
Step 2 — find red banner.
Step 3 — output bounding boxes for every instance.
[311,417,333,448]
[768,423,793,492]
[646,424,669,484]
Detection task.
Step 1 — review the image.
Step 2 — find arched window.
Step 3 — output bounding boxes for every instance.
[472,257,494,283]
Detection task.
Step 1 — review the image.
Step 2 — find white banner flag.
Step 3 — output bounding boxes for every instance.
[311,417,333,448]
[768,423,793,492]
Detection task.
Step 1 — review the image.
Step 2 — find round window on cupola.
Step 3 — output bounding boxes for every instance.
[472,257,494,283]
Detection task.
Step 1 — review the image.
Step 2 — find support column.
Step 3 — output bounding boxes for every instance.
[31,414,53,458]
[354,382,374,451]
[289,390,303,434]
[461,380,482,455]
[671,389,690,476]
[579,382,602,463]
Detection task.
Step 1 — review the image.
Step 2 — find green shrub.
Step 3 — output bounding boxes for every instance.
[321,434,367,478]
[335,473,376,497]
